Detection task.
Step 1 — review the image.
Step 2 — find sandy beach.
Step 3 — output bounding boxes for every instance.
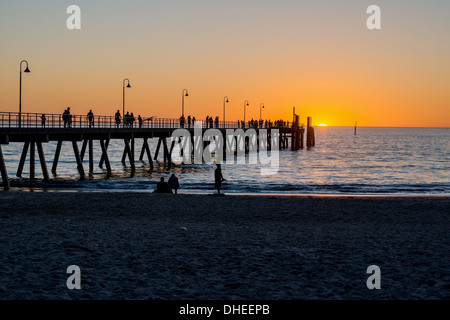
[0,191,448,300]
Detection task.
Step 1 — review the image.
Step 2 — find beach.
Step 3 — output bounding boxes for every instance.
[0,191,449,300]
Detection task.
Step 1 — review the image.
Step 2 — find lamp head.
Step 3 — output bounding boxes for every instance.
[185,92,189,97]
[24,67,30,73]
[127,83,131,88]
[226,98,229,103]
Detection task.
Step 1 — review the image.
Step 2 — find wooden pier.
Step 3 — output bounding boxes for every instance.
[0,111,315,190]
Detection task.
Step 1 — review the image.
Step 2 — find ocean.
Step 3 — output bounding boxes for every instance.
[1,127,449,195]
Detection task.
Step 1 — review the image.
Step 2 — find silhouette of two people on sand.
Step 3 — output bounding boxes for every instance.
[154,174,180,194]
[153,164,225,195]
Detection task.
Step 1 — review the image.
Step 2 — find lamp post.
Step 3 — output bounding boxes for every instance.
[260,103,265,121]
[123,78,131,116]
[223,96,229,127]
[182,89,189,117]
[243,100,249,125]
[19,60,31,128]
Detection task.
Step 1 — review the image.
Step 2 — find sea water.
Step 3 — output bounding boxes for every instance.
[1,127,449,195]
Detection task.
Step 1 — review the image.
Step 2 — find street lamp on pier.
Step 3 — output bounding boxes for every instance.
[243,100,249,125]
[123,78,131,116]
[19,60,31,128]
[182,89,189,117]
[223,96,229,127]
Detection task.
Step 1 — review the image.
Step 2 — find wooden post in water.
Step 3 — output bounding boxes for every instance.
[142,138,154,171]
[72,141,85,179]
[154,137,162,161]
[80,139,88,162]
[17,142,30,177]
[88,139,94,173]
[306,117,315,148]
[52,140,62,174]
[30,142,35,180]
[139,138,146,161]
[0,145,10,191]
[99,139,110,168]
[99,139,111,175]
[36,142,49,182]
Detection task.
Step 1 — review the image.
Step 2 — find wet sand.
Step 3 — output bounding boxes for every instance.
[0,191,449,300]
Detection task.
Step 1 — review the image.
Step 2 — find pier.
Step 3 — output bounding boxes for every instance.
[0,111,314,190]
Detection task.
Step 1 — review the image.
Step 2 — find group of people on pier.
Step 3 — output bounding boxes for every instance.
[49,108,290,130]
[179,115,197,128]
[55,108,144,128]
[179,115,222,128]
[62,107,72,128]
[114,110,143,128]
[237,119,290,129]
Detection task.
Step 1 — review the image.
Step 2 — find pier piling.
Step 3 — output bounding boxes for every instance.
[0,145,10,190]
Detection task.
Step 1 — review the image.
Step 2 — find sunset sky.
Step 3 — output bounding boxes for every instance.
[0,0,449,127]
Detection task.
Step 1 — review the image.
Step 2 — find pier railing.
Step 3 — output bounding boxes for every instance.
[0,112,293,130]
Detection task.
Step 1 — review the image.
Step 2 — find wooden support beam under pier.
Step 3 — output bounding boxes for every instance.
[154,137,162,161]
[99,139,110,168]
[80,139,88,162]
[99,139,111,174]
[72,141,85,179]
[52,140,62,174]
[122,139,135,170]
[0,145,10,191]
[30,142,35,180]
[139,138,154,171]
[17,142,29,177]
[36,142,49,182]
[89,139,94,173]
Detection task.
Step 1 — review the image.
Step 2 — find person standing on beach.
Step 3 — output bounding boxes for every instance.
[215,163,225,194]
[168,174,180,194]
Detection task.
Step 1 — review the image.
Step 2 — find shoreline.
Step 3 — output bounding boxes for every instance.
[1,191,449,300]
[7,188,450,199]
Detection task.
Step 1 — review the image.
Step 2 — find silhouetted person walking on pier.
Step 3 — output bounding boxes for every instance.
[129,113,135,128]
[215,163,226,194]
[180,115,185,128]
[115,110,121,128]
[87,109,94,128]
[63,107,72,128]
[138,115,143,128]
[124,112,130,127]
[41,114,46,128]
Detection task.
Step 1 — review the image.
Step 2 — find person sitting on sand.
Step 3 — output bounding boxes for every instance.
[154,177,172,193]
[168,174,180,194]
[215,163,226,194]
